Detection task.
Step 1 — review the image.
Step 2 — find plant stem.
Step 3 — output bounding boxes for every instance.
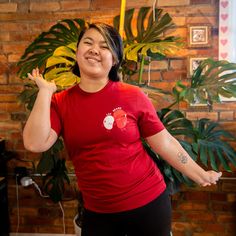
[138,54,145,84]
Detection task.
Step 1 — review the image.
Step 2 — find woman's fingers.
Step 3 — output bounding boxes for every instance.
[27,68,57,93]
[27,72,35,80]
[210,171,222,184]
[30,67,40,78]
[200,171,222,187]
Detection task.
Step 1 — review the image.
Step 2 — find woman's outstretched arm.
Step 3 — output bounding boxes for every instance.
[146,129,222,186]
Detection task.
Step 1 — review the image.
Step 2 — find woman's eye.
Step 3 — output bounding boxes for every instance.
[101,45,109,49]
[84,41,92,45]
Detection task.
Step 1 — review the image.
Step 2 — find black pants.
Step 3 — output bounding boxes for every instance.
[81,189,172,236]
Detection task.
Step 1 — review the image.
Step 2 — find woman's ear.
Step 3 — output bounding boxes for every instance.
[112,57,117,66]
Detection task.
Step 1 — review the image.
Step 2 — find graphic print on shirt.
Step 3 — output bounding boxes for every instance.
[103,107,127,130]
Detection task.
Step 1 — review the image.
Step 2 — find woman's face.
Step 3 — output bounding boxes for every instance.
[76,28,114,80]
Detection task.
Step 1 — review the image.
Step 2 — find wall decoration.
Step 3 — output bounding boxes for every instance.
[187,56,208,77]
[218,0,236,101]
[187,24,211,48]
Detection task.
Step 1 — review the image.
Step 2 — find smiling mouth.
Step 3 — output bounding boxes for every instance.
[86,57,101,63]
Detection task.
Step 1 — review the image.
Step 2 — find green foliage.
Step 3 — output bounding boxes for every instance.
[144,109,236,192]
[17,19,86,80]
[37,138,70,203]
[192,118,236,172]
[113,7,184,78]
[172,58,236,106]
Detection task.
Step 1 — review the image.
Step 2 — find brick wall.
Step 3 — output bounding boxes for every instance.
[0,0,235,235]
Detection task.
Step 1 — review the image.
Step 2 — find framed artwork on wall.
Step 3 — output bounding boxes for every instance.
[187,56,208,77]
[187,24,211,48]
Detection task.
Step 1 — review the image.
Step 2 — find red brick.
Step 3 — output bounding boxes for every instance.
[0,22,28,32]
[0,3,17,13]
[190,0,211,4]
[149,81,178,92]
[203,223,225,233]
[170,59,185,70]
[226,223,236,234]
[186,111,218,121]
[0,121,21,131]
[172,222,194,232]
[126,0,153,8]
[212,202,236,211]
[2,42,30,54]
[0,63,9,74]
[227,193,236,203]
[0,112,10,121]
[0,32,10,42]
[9,31,33,42]
[220,121,236,133]
[210,192,227,201]
[61,0,90,10]
[0,84,24,93]
[0,74,8,84]
[186,212,215,222]
[130,71,162,83]
[219,111,234,121]
[92,0,126,9]
[29,21,56,33]
[8,54,22,63]
[222,182,236,192]
[187,16,217,26]
[178,202,208,211]
[192,233,214,236]
[213,102,236,111]
[150,60,169,70]
[184,191,209,201]
[162,70,187,81]
[0,94,18,102]
[30,2,60,12]
[0,102,24,112]
[158,0,190,6]
[217,213,236,223]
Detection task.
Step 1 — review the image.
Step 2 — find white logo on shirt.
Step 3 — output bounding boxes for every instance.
[103,107,127,130]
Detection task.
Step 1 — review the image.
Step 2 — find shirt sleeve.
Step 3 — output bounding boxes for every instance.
[137,89,165,138]
[50,94,62,136]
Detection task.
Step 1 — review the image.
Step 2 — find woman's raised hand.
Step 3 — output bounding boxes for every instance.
[27,68,57,94]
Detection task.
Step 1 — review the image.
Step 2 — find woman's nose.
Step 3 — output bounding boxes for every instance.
[88,47,99,55]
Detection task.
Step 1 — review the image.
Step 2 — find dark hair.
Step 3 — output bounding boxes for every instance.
[72,23,123,82]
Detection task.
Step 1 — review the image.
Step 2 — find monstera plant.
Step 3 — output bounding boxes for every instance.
[17,7,236,202]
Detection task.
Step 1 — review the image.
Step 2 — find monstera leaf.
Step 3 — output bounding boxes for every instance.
[17,19,85,111]
[114,7,183,63]
[17,19,86,80]
[36,138,70,203]
[172,58,236,106]
[193,118,236,172]
[42,158,70,203]
[44,42,80,88]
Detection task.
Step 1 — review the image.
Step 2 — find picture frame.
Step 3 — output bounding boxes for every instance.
[187,24,211,48]
[187,56,209,107]
[187,56,208,78]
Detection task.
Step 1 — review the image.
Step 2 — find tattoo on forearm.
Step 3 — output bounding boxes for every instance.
[177,152,188,164]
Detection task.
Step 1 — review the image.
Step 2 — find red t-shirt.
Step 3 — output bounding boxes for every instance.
[50,81,166,213]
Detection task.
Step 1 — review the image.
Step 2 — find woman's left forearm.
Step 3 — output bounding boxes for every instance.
[146,129,221,186]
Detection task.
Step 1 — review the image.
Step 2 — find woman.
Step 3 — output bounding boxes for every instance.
[24,23,222,236]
